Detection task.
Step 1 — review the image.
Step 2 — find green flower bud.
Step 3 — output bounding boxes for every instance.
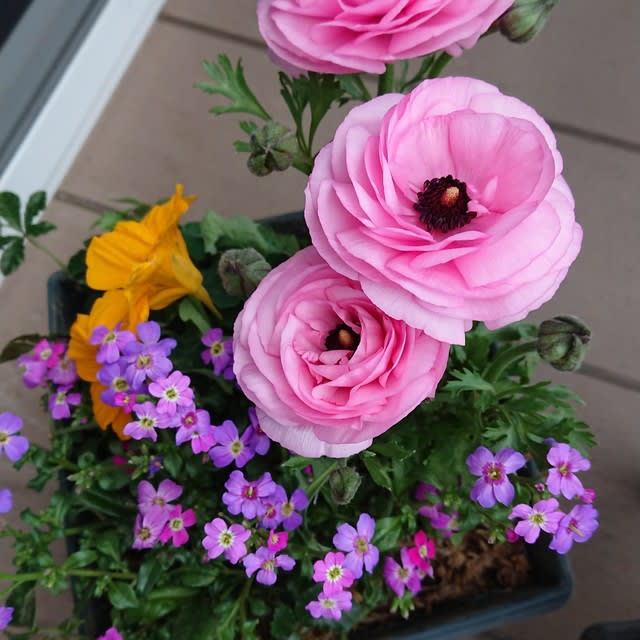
[218,248,271,298]
[247,122,298,177]
[498,0,557,43]
[328,466,362,505]
[536,315,591,372]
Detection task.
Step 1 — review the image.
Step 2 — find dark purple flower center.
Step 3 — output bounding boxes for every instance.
[567,518,583,536]
[183,413,196,427]
[483,462,504,484]
[558,462,571,476]
[242,485,257,500]
[414,175,475,233]
[325,323,360,352]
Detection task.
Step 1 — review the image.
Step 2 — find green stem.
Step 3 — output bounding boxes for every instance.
[26,235,67,271]
[427,53,453,78]
[376,64,396,96]
[484,340,538,384]
[68,569,136,580]
[239,577,252,639]
[306,461,339,501]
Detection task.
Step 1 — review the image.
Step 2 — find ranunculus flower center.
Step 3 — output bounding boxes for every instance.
[414,175,475,233]
[325,323,360,352]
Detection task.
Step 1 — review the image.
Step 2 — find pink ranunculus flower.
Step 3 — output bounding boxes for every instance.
[305,77,582,344]
[233,246,449,458]
[257,0,514,75]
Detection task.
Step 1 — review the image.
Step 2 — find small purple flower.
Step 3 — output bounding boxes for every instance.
[124,321,176,387]
[247,407,270,455]
[549,504,599,554]
[243,546,295,585]
[175,409,215,454]
[383,547,422,597]
[306,590,352,621]
[97,362,134,406]
[97,628,123,640]
[137,479,182,520]
[89,325,135,364]
[259,489,285,530]
[222,471,276,520]
[333,513,379,579]
[0,412,29,462]
[313,551,354,594]
[466,446,526,508]
[132,511,166,549]
[580,488,596,504]
[33,339,65,368]
[0,488,12,513]
[509,498,564,543]
[278,487,308,531]
[209,420,254,468]
[546,443,591,499]
[0,606,14,630]
[201,328,233,375]
[48,385,81,420]
[48,356,78,386]
[17,353,47,388]
[159,505,196,547]
[148,455,164,477]
[202,518,251,564]
[123,402,171,441]
[148,371,194,416]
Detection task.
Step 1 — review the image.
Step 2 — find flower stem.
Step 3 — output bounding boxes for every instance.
[26,236,67,271]
[484,340,538,384]
[427,52,453,78]
[377,64,395,95]
[306,461,339,501]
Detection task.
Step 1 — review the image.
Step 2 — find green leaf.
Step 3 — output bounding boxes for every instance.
[0,333,42,363]
[178,297,211,335]
[372,516,403,552]
[0,237,25,275]
[63,550,98,570]
[369,440,415,461]
[6,583,35,628]
[162,446,183,478]
[136,557,164,594]
[172,567,217,587]
[0,191,22,231]
[172,595,219,639]
[270,605,297,639]
[94,531,122,561]
[197,56,271,120]
[26,220,56,237]
[24,191,46,229]
[281,455,315,470]
[92,211,127,232]
[361,454,392,490]
[108,582,138,609]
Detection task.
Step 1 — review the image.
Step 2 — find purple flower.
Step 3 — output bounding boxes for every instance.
[90,324,135,364]
[259,489,285,530]
[546,443,591,499]
[202,518,251,564]
[148,371,194,416]
[267,530,288,553]
[124,321,175,387]
[201,328,233,375]
[48,385,81,420]
[243,546,295,585]
[0,606,14,630]
[333,513,379,579]
[124,402,171,441]
[209,420,254,468]
[509,498,564,543]
[138,479,182,520]
[175,407,216,454]
[159,505,196,547]
[306,590,352,620]
[549,504,599,554]
[222,471,276,520]
[278,487,308,531]
[148,455,163,477]
[383,548,422,597]
[98,362,135,406]
[247,407,270,455]
[132,511,166,549]
[0,412,29,462]
[97,628,123,640]
[415,482,459,537]
[48,356,78,386]
[33,339,65,368]
[17,353,47,388]
[466,446,526,508]
[313,551,354,594]
[0,488,12,513]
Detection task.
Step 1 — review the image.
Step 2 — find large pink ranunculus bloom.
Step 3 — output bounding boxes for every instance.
[305,77,582,344]
[257,0,514,75]
[233,246,449,458]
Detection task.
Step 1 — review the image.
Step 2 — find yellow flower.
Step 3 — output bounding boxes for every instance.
[85,184,215,315]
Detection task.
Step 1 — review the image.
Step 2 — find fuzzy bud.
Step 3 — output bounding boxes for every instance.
[247,122,298,176]
[536,315,591,372]
[218,248,271,298]
[498,0,557,43]
[328,466,362,505]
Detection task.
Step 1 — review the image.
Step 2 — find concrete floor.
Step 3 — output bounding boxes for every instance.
[1,1,639,638]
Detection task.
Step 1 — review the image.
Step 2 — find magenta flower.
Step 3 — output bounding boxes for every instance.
[306,590,353,621]
[123,321,176,387]
[48,385,81,420]
[243,546,295,585]
[278,487,308,531]
[509,498,564,544]
[132,511,166,549]
[33,339,65,368]
[208,420,254,468]
[175,407,216,454]
[267,530,288,553]
[202,518,251,564]
[159,505,196,547]
[97,628,123,640]
[114,391,136,413]
[124,402,171,441]
[313,551,354,595]
[90,325,135,364]
[333,513,379,579]
[416,483,459,537]
[222,471,276,520]
[407,531,436,575]
[0,488,12,513]
[549,504,599,554]
[48,356,78,386]
[0,606,14,630]
[467,446,526,508]
[137,479,182,520]
[580,488,596,504]
[505,528,520,543]
[383,548,422,597]
[0,412,29,462]
[247,407,270,455]
[17,353,47,388]
[148,371,194,416]
[201,328,233,376]
[546,443,591,499]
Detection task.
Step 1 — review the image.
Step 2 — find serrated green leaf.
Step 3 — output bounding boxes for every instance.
[0,237,25,275]
[24,191,46,228]
[0,191,22,230]
[108,582,138,609]
[445,369,496,396]
[26,220,56,237]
